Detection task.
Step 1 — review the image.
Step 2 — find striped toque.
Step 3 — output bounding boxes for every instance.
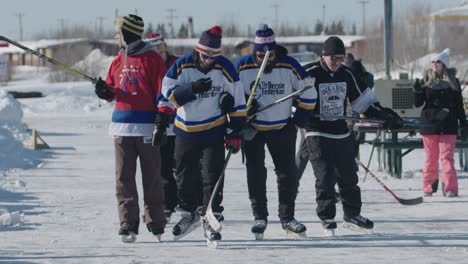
[195,25,223,57]
[115,14,144,44]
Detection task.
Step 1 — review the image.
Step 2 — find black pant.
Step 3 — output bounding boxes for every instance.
[160,136,178,212]
[174,137,225,214]
[244,122,298,221]
[305,135,361,220]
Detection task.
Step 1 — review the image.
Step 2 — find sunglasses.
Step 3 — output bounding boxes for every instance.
[432,60,442,64]
[255,52,275,59]
[330,55,345,62]
[201,53,218,60]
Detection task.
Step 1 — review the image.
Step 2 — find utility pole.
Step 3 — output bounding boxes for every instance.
[97,16,106,36]
[14,13,24,41]
[321,5,326,35]
[358,0,369,34]
[167,8,177,38]
[271,3,279,30]
[58,18,65,38]
[134,9,138,16]
[115,8,119,21]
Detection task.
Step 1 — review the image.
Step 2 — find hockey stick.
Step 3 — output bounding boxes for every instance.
[245,50,271,110]
[240,80,316,141]
[356,159,423,205]
[205,148,233,232]
[313,114,422,128]
[0,35,97,84]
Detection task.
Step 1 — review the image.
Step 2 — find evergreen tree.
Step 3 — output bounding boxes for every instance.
[351,23,357,35]
[177,24,188,38]
[155,24,167,37]
[314,20,323,35]
[144,23,154,37]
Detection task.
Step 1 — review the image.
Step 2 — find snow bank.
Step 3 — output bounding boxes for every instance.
[0,90,45,175]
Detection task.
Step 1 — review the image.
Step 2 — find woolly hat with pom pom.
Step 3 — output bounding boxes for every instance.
[195,25,223,57]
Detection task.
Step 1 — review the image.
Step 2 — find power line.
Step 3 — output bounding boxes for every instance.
[166,8,177,38]
[358,0,369,34]
[14,13,24,41]
[96,16,106,36]
[271,3,279,30]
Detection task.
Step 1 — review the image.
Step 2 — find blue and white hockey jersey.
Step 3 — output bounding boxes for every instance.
[161,52,246,144]
[234,54,317,131]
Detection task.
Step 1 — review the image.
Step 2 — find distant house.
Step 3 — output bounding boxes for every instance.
[0,39,119,67]
[426,3,468,52]
[164,35,366,60]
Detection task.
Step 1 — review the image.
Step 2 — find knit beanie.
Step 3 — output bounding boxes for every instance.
[322,36,345,56]
[254,24,276,52]
[195,25,222,57]
[115,15,144,44]
[145,33,167,52]
[431,48,450,67]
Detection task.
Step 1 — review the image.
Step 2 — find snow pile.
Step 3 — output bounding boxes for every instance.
[72,49,114,79]
[0,208,24,227]
[0,90,45,175]
[48,49,114,82]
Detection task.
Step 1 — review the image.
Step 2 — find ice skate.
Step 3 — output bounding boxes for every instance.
[118,227,137,243]
[172,210,201,241]
[251,219,267,240]
[281,218,307,238]
[321,219,337,237]
[147,223,164,242]
[342,215,374,234]
[203,218,221,249]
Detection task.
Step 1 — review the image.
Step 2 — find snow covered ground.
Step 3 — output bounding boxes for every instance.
[1,66,468,264]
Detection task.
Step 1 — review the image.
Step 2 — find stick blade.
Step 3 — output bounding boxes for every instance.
[398,196,424,205]
[205,208,222,232]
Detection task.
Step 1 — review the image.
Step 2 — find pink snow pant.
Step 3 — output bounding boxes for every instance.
[422,134,458,195]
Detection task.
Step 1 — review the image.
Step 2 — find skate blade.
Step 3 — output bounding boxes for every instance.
[206,239,219,249]
[253,232,264,240]
[121,233,137,243]
[323,228,335,237]
[285,230,307,238]
[155,234,162,242]
[342,222,374,234]
[173,221,202,241]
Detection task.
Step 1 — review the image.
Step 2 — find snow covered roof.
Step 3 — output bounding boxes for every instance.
[430,3,468,17]
[0,38,89,55]
[147,35,365,48]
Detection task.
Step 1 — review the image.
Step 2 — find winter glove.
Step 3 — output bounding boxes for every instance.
[365,103,404,130]
[459,126,468,141]
[152,113,171,146]
[219,92,235,115]
[192,78,212,94]
[225,132,242,154]
[94,77,114,100]
[413,78,424,93]
[381,107,404,130]
[246,98,260,117]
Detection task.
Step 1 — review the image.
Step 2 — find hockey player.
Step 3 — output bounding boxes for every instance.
[156,25,246,243]
[234,25,317,239]
[302,36,403,236]
[145,33,180,221]
[94,15,169,242]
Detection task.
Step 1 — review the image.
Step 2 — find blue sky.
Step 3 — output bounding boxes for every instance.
[0,0,464,40]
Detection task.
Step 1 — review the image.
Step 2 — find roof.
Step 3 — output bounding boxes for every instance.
[431,3,468,16]
[0,38,90,54]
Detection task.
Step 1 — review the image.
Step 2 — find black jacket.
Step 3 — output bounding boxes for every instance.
[303,60,368,136]
[414,69,466,135]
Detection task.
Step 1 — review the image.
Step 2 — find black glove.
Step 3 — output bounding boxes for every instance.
[192,78,212,94]
[94,77,114,100]
[459,126,468,141]
[246,99,260,117]
[413,78,423,92]
[152,113,171,146]
[219,92,234,115]
[381,107,404,130]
